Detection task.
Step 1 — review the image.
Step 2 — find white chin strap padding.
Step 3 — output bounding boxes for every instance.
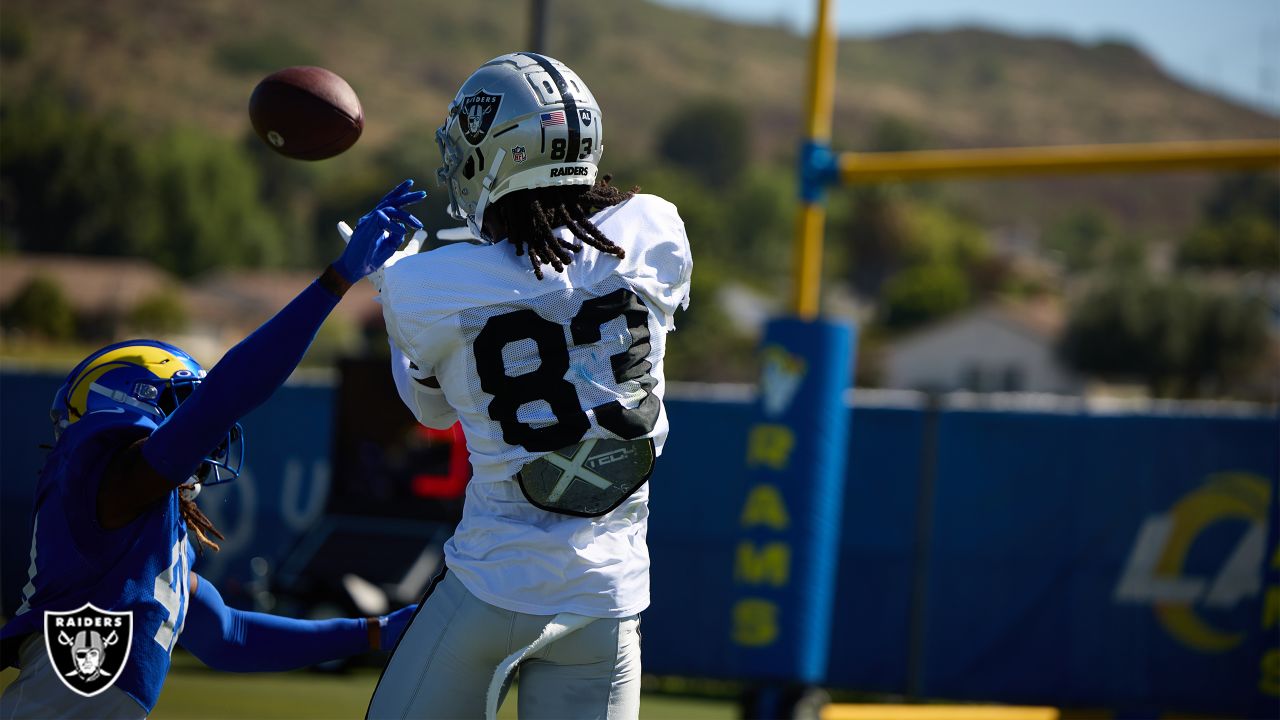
[89,382,163,418]
[470,147,507,242]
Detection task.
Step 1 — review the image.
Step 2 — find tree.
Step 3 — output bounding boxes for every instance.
[833,186,989,300]
[1042,208,1111,272]
[1178,173,1280,272]
[3,275,75,340]
[0,13,31,61]
[1179,213,1280,271]
[137,127,288,277]
[1,83,287,277]
[1060,272,1270,398]
[661,267,758,383]
[880,263,971,330]
[836,184,912,297]
[721,169,796,286]
[656,98,750,190]
[128,288,188,335]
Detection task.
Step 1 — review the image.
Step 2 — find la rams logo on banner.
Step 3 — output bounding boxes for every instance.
[760,345,807,418]
[44,604,133,697]
[1114,472,1270,652]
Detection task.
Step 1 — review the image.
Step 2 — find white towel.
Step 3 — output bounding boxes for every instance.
[484,612,596,720]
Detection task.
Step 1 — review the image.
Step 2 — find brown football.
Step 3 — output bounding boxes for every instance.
[249,66,363,161]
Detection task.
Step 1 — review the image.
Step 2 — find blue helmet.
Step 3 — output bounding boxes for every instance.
[51,339,243,485]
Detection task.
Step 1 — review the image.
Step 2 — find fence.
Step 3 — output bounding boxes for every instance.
[1,369,1275,716]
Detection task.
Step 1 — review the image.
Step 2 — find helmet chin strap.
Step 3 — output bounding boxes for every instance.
[90,381,164,418]
[470,147,507,243]
[180,480,201,501]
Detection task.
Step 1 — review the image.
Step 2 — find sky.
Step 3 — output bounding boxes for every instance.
[651,0,1280,114]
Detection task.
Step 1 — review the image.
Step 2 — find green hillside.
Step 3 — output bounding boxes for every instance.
[3,0,1274,240]
[4,0,1273,155]
[1,0,1275,391]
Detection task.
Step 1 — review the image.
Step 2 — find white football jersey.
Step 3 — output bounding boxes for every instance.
[379,193,691,617]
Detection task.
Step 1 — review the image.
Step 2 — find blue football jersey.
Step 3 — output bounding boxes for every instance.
[1,411,196,713]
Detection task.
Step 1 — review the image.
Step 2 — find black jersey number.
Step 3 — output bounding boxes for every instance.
[474,289,660,452]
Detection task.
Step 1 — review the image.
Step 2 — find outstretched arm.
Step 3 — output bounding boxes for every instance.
[179,573,416,672]
[96,181,426,529]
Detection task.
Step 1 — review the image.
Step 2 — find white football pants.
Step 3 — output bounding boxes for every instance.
[366,570,642,720]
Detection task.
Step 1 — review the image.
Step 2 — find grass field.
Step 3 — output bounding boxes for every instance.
[0,652,737,719]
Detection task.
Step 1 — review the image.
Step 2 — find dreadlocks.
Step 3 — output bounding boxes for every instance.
[491,176,635,280]
[181,493,224,554]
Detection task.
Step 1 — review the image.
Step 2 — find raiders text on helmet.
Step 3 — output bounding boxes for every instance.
[435,52,604,241]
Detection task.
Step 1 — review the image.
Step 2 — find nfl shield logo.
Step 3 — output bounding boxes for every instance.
[459,90,502,145]
[44,604,133,697]
[512,146,527,163]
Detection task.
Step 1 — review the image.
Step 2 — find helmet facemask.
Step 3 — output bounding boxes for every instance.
[194,422,244,486]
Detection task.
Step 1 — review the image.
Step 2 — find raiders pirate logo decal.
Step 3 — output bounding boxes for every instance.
[44,604,133,697]
[460,90,502,145]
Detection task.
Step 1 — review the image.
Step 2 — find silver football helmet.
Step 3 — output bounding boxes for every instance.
[435,53,605,242]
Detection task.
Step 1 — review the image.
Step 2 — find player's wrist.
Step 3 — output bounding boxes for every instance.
[319,264,354,297]
[365,615,385,651]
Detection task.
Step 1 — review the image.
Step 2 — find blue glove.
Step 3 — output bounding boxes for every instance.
[380,604,417,651]
[333,179,427,283]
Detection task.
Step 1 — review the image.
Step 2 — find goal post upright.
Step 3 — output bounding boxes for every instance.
[730,2,857,717]
[732,0,1276,714]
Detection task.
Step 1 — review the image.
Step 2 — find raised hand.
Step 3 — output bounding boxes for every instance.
[372,179,427,229]
[333,179,427,283]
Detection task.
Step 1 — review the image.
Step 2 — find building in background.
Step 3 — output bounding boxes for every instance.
[883,300,1085,395]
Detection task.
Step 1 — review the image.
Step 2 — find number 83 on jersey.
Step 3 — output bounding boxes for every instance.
[473,287,660,453]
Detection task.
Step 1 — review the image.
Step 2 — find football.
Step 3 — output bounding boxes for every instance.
[249,66,364,161]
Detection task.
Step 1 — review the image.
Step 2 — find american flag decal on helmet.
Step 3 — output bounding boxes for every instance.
[540,111,566,127]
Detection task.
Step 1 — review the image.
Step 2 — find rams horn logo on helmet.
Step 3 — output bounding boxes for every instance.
[49,339,245,485]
